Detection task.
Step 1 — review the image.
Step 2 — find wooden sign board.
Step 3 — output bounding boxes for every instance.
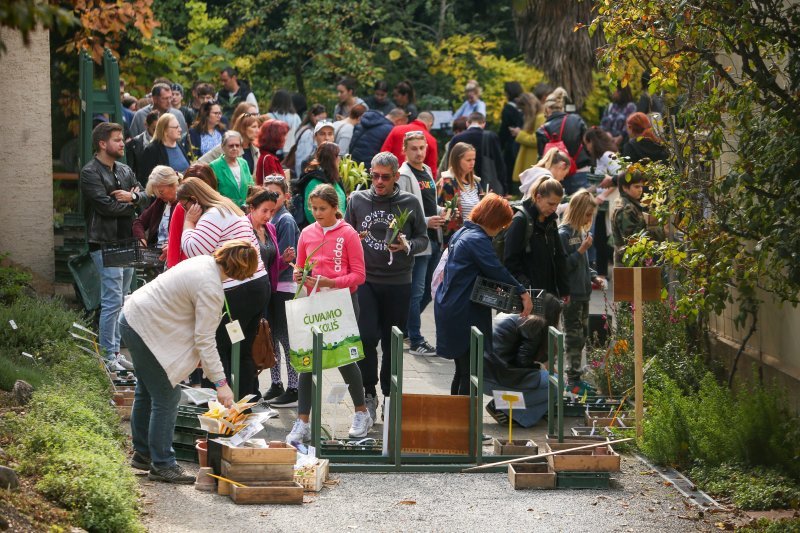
[401,394,470,455]
[613,267,662,302]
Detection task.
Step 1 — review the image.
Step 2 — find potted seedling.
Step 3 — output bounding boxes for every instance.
[385,208,411,265]
[292,241,325,299]
[338,155,370,195]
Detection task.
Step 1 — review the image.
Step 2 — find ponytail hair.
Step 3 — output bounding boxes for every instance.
[308,183,343,219]
[529,176,564,201]
[543,86,569,115]
[535,147,571,170]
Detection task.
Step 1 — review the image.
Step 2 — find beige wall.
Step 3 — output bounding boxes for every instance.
[0,28,54,282]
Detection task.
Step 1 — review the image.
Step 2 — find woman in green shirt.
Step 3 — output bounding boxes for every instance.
[301,141,346,225]
[210,131,254,208]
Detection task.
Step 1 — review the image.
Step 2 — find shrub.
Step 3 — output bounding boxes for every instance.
[689,463,800,511]
[0,295,87,352]
[0,256,32,304]
[639,378,691,467]
[0,348,49,391]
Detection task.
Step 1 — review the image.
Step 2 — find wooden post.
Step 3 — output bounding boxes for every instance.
[633,268,644,438]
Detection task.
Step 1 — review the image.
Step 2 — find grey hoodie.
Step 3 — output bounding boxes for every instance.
[345,185,429,284]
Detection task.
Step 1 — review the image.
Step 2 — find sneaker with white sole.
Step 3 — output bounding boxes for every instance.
[409,341,437,357]
[364,394,378,422]
[285,418,311,444]
[148,464,195,484]
[269,388,298,408]
[115,353,134,371]
[348,410,374,438]
[105,357,126,372]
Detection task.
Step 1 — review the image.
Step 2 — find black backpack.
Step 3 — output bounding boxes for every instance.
[492,203,534,263]
[289,172,317,230]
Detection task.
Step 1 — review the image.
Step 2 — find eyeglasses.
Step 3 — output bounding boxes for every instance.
[168,125,181,129]
[264,175,286,184]
[370,172,394,181]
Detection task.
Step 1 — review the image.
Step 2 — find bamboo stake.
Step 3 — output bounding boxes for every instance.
[462,437,634,472]
[207,474,247,488]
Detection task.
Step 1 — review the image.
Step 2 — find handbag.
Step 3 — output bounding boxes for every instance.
[251,317,276,373]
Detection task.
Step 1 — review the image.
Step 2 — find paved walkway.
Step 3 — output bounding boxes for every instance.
[137,287,740,532]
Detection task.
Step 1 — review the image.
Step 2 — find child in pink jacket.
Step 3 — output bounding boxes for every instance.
[286,183,372,444]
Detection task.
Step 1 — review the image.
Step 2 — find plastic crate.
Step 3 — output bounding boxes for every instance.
[556,471,611,489]
[320,439,383,456]
[173,442,199,463]
[470,277,523,313]
[101,239,164,268]
[587,173,605,186]
[173,426,208,446]
[175,405,206,429]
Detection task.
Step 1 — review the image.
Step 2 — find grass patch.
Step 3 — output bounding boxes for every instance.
[0,349,49,391]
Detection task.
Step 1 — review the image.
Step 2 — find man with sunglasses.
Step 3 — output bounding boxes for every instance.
[80,122,149,372]
[345,152,429,422]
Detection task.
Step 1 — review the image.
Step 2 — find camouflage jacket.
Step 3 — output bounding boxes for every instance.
[611,189,664,265]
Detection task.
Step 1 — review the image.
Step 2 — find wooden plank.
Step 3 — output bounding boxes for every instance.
[229,481,304,505]
[508,463,556,489]
[401,394,470,455]
[633,268,644,439]
[220,442,297,464]
[221,459,294,481]
[612,267,662,302]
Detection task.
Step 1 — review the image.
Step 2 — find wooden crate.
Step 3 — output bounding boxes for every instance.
[294,459,329,492]
[218,459,294,496]
[229,481,304,505]
[585,410,635,428]
[508,463,556,489]
[112,393,134,406]
[221,442,297,464]
[544,442,621,472]
[492,438,538,456]
[115,405,132,420]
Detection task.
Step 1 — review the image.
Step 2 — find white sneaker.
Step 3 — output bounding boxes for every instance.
[285,419,311,444]
[105,357,125,372]
[115,353,134,371]
[348,411,374,438]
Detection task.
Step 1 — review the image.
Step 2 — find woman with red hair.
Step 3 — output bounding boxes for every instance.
[255,119,290,184]
[621,112,668,164]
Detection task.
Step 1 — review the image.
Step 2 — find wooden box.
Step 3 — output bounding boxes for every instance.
[221,442,297,464]
[544,442,621,472]
[294,459,329,492]
[585,410,635,428]
[492,438,538,456]
[217,460,294,495]
[229,481,304,505]
[508,463,556,489]
[115,405,132,420]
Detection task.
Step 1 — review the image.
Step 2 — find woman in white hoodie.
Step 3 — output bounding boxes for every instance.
[518,147,572,200]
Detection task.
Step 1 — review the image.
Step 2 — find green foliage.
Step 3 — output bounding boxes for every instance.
[0,348,48,391]
[0,255,32,304]
[0,0,77,55]
[591,0,800,334]
[740,518,800,532]
[0,295,86,352]
[641,373,800,480]
[689,464,800,511]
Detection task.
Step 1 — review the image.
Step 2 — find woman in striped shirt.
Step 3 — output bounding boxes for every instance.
[177,177,269,399]
[437,142,484,246]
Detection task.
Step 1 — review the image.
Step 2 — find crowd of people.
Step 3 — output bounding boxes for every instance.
[81,68,667,483]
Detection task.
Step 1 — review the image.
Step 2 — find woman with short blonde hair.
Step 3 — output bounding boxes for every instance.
[133,165,181,250]
[120,240,257,484]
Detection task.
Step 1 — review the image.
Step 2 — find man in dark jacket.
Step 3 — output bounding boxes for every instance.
[126,110,159,183]
[349,108,407,168]
[447,112,507,195]
[345,152,428,421]
[217,66,259,124]
[80,122,149,371]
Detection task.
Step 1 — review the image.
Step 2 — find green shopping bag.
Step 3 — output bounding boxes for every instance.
[286,288,364,372]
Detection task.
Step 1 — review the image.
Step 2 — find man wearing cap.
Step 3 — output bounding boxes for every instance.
[170,83,195,127]
[294,120,335,178]
[130,83,188,138]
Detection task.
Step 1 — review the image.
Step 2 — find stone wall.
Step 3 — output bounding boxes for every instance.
[0,28,54,283]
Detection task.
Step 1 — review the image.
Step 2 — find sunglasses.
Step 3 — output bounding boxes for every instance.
[370,172,394,181]
[404,131,425,139]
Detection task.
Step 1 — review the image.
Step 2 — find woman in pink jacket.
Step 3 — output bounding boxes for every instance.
[285,183,372,444]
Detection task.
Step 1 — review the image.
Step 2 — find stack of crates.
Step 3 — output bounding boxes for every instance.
[173,405,207,463]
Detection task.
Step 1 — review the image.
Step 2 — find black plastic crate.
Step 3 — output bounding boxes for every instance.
[173,426,207,446]
[175,405,206,429]
[470,277,545,316]
[173,442,198,463]
[556,471,611,489]
[101,239,164,268]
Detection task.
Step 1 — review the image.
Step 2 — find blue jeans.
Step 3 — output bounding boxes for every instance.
[120,314,181,469]
[406,254,431,347]
[90,250,133,358]
[420,245,441,313]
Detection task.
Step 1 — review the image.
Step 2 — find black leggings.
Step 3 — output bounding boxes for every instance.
[451,351,471,396]
[203,276,270,399]
[356,281,411,397]
[594,216,611,277]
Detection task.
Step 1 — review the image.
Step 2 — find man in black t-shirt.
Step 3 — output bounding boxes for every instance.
[397,131,445,356]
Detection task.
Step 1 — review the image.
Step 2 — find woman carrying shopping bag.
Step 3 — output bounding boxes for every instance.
[285,183,372,443]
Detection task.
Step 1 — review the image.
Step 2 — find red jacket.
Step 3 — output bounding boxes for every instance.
[255,152,284,185]
[380,120,438,177]
[166,202,188,268]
